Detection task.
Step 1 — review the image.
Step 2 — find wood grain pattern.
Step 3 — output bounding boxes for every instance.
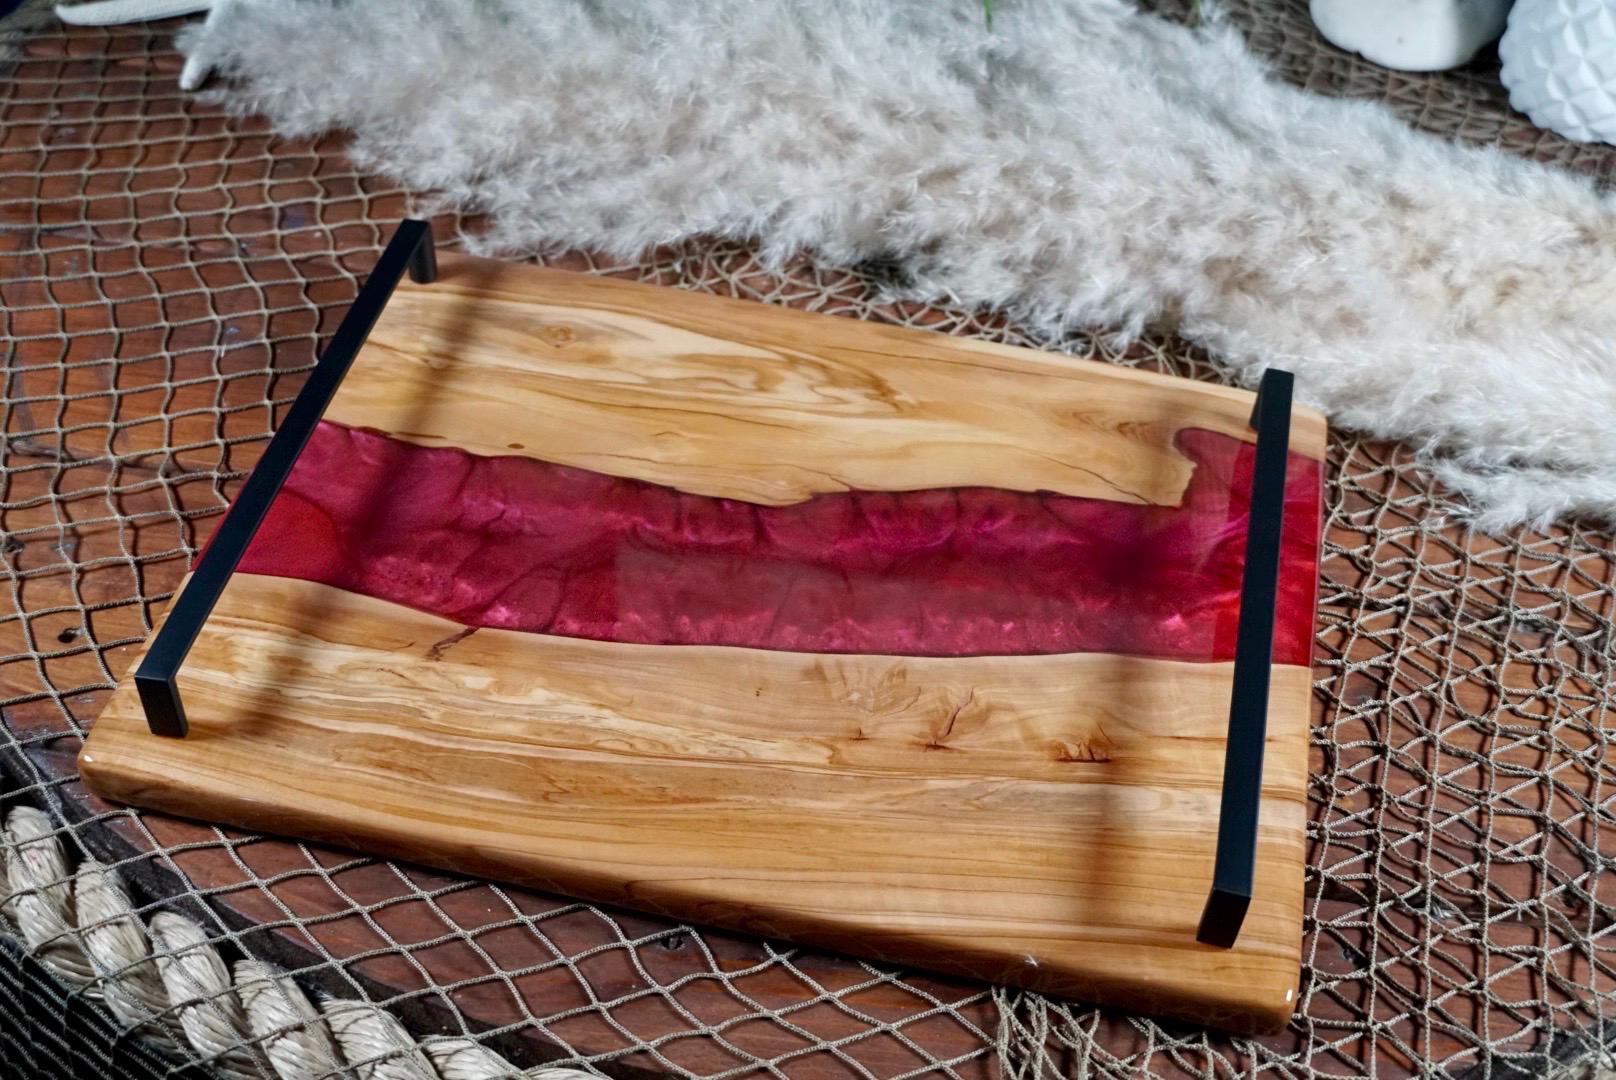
[329,255,1327,506]
[84,573,1309,1031]
[79,251,1326,1034]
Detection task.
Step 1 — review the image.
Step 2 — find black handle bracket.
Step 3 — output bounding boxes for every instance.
[1195,367,1295,948]
[135,220,437,738]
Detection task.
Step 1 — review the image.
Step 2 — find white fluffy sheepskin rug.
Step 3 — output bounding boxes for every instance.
[180,0,1616,529]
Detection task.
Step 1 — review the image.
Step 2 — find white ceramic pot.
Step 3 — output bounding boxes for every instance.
[1500,0,1616,144]
[1310,0,1513,72]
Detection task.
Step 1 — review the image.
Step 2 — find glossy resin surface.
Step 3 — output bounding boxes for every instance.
[237,421,1321,663]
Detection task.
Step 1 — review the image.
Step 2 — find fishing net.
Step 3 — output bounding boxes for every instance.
[2,1,1613,1077]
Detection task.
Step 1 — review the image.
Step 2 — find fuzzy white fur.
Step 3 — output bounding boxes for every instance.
[180,0,1616,529]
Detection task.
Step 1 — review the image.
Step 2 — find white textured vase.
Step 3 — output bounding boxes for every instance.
[1500,0,1616,144]
[1310,0,1513,72]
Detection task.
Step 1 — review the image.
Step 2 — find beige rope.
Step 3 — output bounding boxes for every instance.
[1,805,599,1080]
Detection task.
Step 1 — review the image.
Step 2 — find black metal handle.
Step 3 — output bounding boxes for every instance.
[135,220,437,738]
[1195,367,1295,948]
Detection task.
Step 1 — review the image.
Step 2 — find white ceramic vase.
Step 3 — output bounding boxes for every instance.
[1500,0,1616,144]
[1309,0,1513,72]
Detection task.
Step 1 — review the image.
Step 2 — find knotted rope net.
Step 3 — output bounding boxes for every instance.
[2,2,1613,1078]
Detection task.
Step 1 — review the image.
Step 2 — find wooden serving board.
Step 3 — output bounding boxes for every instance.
[81,253,1326,1033]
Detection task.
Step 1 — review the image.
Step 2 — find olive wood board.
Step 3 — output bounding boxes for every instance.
[81,252,1327,1033]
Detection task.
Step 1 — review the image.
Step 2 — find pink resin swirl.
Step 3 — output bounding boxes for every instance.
[234,421,1321,664]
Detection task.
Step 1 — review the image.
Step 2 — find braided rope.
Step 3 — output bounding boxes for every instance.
[1,805,600,1080]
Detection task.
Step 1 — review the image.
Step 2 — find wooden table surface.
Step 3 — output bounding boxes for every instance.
[6,16,1614,1078]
